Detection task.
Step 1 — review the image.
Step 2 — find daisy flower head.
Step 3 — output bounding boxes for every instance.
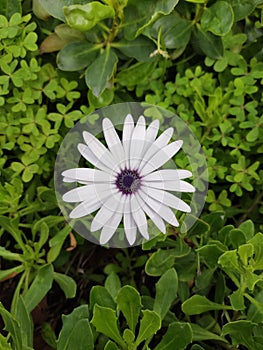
[55,103,208,247]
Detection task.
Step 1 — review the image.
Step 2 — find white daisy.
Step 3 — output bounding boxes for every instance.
[61,114,195,246]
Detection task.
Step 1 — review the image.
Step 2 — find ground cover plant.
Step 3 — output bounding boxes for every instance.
[0,0,263,349]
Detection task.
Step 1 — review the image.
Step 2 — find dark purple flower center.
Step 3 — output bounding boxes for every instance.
[115,169,141,195]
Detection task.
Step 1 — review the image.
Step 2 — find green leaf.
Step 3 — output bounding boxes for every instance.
[57,305,93,350]
[104,341,119,350]
[194,25,224,59]
[0,302,22,350]
[64,2,114,31]
[197,242,226,268]
[0,265,24,281]
[201,1,234,36]
[248,233,263,269]
[191,323,228,343]
[0,0,22,18]
[57,42,99,71]
[117,61,156,87]
[247,291,263,323]
[13,296,33,348]
[151,13,193,49]
[0,247,23,262]
[228,0,259,21]
[53,272,77,299]
[116,36,155,61]
[116,285,142,333]
[229,289,245,310]
[135,310,161,346]
[182,295,233,315]
[153,268,178,320]
[0,334,12,349]
[90,286,116,310]
[222,320,256,348]
[47,225,71,263]
[145,249,175,276]
[85,46,118,97]
[91,305,125,347]
[24,264,54,313]
[155,322,192,350]
[105,273,121,300]
[39,0,88,21]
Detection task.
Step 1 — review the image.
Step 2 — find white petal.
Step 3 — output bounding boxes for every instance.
[143,169,193,182]
[123,198,137,245]
[122,114,134,168]
[63,176,91,185]
[63,177,76,183]
[140,140,183,176]
[139,189,179,227]
[139,196,166,234]
[142,119,160,155]
[145,179,195,193]
[130,194,149,239]
[62,183,114,203]
[69,197,103,218]
[62,168,113,183]
[90,192,123,232]
[129,115,146,170]
[143,186,191,212]
[83,131,118,171]
[102,118,126,168]
[78,143,113,173]
[99,211,123,245]
[138,127,174,171]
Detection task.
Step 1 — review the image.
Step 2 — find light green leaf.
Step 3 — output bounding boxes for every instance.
[47,225,71,263]
[64,2,114,31]
[0,265,24,282]
[229,289,245,310]
[104,340,119,350]
[155,322,192,350]
[153,268,178,320]
[0,247,23,262]
[105,273,121,300]
[135,310,161,346]
[116,285,142,333]
[182,295,233,315]
[85,46,118,97]
[0,334,12,349]
[39,0,88,21]
[57,42,100,71]
[13,296,33,348]
[24,264,54,313]
[201,1,234,36]
[91,305,126,347]
[53,272,77,299]
[57,305,93,350]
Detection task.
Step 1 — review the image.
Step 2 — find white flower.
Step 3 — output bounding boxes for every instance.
[62,114,195,245]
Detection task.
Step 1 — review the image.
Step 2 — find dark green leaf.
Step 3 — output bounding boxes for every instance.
[222,320,256,348]
[155,322,192,350]
[116,285,142,333]
[90,286,116,310]
[228,0,260,21]
[0,0,21,18]
[145,249,175,276]
[13,296,33,348]
[39,0,88,21]
[85,46,118,97]
[57,42,100,71]
[193,25,224,59]
[0,302,22,350]
[105,273,121,300]
[24,264,54,313]
[116,36,155,61]
[191,323,228,343]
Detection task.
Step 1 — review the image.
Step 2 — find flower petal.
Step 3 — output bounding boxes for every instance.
[102,118,126,168]
[99,210,123,245]
[129,115,146,170]
[140,140,183,176]
[143,186,191,212]
[139,189,179,227]
[83,131,118,171]
[138,196,166,234]
[122,114,134,168]
[123,198,137,245]
[138,127,174,172]
[78,143,113,173]
[62,183,115,203]
[62,168,113,183]
[143,119,160,155]
[145,179,195,193]
[143,169,193,182]
[90,192,123,232]
[69,199,102,218]
[130,194,149,239]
